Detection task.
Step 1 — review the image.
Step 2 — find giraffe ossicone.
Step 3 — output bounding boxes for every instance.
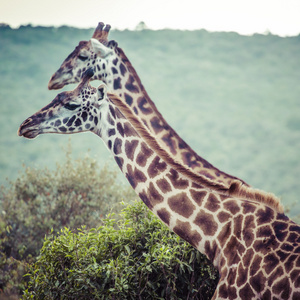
[92,22,111,44]
[19,71,300,299]
[48,21,252,190]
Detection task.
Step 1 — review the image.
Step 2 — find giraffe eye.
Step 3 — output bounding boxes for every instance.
[64,103,80,111]
[78,55,88,61]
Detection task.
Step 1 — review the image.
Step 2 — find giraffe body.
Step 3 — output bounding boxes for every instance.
[48,22,250,189]
[19,72,300,299]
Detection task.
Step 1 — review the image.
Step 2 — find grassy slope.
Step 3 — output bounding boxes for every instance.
[0,25,299,216]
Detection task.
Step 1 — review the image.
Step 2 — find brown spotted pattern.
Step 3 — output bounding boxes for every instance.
[19,74,300,299]
[48,21,250,189]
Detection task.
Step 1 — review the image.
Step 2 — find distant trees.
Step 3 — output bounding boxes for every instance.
[135,21,149,31]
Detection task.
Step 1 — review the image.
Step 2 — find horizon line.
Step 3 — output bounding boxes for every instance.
[1,22,299,38]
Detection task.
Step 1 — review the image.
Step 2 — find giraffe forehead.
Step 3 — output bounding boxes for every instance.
[55,91,76,104]
[39,93,68,112]
[76,41,89,53]
[38,92,79,114]
[66,41,89,60]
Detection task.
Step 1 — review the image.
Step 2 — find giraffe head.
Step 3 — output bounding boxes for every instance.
[48,22,119,90]
[19,69,108,139]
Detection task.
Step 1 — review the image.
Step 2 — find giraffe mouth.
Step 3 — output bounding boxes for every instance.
[18,122,41,139]
[18,127,41,139]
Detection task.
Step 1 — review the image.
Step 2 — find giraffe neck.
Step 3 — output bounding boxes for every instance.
[94,95,300,299]
[92,93,284,268]
[93,46,250,189]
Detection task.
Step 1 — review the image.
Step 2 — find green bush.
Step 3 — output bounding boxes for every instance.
[23,201,219,299]
[0,147,134,297]
[1,147,218,299]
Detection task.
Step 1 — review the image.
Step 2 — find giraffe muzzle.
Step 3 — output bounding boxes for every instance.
[18,127,40,139]
[48,76,66,90]
[18,118,42,139]
[48,70,73,90]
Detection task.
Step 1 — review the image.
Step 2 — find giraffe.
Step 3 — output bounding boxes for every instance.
[48,21,251,190]
[19,70,300,299]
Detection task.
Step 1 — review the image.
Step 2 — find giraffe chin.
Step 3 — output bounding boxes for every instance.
[18,128,41,139]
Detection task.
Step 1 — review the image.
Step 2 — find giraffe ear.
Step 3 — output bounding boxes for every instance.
[97,82,107,101]
[90,38,113,58]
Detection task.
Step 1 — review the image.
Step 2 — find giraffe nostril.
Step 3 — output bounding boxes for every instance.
[23,118,32,125]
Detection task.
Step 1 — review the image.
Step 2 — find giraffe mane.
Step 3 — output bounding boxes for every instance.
[108,93,284,214]
[114,45,250,185]
[115,46,167,122]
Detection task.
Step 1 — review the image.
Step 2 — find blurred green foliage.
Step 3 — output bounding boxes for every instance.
[0,150,217,299]
[22,201,218,300]
[0,146,134,298]
[0,24,299,216]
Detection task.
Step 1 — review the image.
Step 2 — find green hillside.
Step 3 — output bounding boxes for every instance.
[0,24,299,216]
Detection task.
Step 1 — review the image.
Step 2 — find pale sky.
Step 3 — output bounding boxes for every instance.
[1,0,300,36]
